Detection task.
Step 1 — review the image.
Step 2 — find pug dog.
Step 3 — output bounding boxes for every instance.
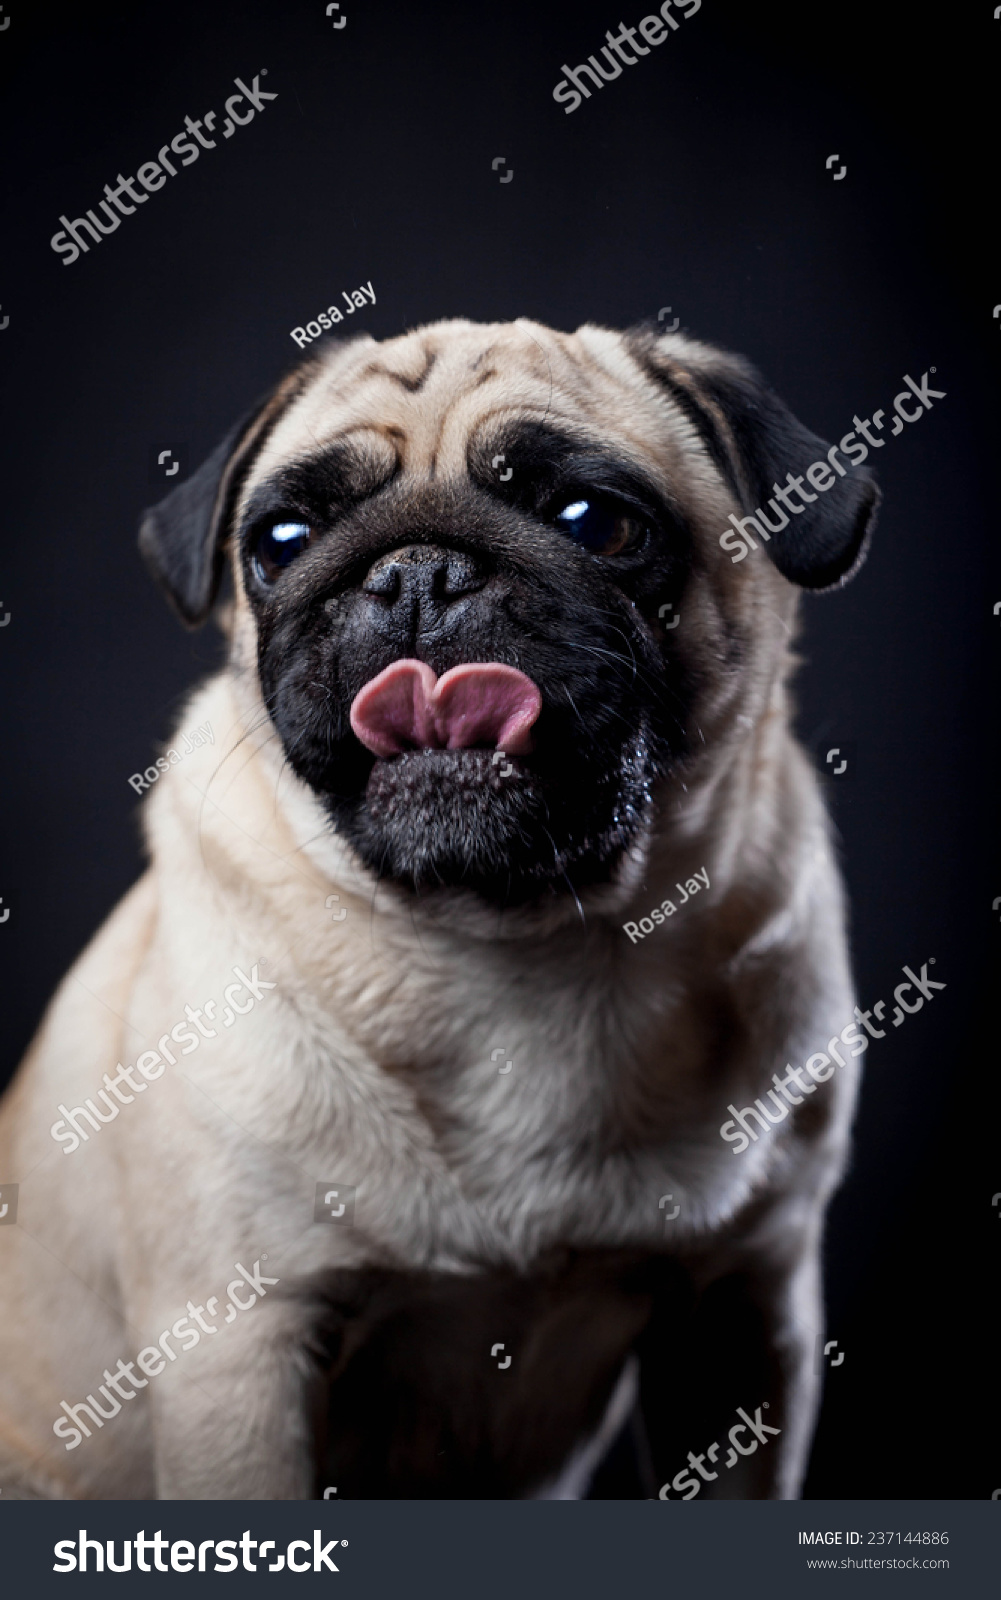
[0,319,878,1501]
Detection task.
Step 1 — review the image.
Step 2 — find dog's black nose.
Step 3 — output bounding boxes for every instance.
[362,545,486,632]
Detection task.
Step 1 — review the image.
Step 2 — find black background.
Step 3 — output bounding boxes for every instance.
[0,0,996,1499]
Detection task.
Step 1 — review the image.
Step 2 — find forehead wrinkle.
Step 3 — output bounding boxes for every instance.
[417,374,565,479]
[245,320,694,507]
[255,339,462,478]
[365,344,565,476]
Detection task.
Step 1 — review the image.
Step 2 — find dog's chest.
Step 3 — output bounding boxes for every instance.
[317,1249,688,1497]
[313,941,744,1265]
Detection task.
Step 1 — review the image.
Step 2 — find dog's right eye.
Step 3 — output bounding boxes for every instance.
[550,495,647,557]
[253,522,317,583]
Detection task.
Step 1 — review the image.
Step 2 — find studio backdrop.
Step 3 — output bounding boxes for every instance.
[0,0,995,1501]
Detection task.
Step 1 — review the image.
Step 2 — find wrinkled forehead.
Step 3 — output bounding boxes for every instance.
[242,319,670,499]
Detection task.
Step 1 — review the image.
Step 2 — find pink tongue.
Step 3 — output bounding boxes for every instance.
[350,660,542,759]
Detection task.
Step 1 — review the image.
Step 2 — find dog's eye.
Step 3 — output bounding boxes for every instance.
[254,521,317,582]
[551,496,645,556]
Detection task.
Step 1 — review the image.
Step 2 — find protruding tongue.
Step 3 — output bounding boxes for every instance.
[350,659,542,759]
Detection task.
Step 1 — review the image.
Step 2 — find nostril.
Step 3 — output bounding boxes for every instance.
[363,563,402,601]
[440,555,486,599]
[363,547,486,609]
[434,550,486,601]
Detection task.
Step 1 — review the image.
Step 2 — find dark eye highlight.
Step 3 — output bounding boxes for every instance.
[253,521,317,583]
[551,496,646,556]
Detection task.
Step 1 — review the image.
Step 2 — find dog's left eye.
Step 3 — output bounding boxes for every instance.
[254,521,317,582]
[551,496,646,556]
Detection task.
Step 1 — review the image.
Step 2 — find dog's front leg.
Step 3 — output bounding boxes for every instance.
[702,1246,822,1500]
[642,1226,825,1500]
[145,1300,323,1499]
[765,1247,826,1500]
[709,1242,823,1500]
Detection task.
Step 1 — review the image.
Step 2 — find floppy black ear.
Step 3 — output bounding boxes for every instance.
[627,329,880,591]
[138,363,320,626]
